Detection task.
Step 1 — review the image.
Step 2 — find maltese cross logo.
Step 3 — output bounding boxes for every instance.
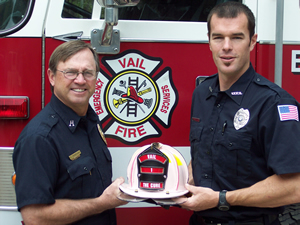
[90,50,178,144]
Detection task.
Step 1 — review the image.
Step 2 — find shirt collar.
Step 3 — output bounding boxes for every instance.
[206,64,256,105]
[50,94,97,133]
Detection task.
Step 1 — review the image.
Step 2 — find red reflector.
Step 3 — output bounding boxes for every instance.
[141,167,164,174]
[138,154,167,164]
[140,182,163,189]
[0,96,29,119]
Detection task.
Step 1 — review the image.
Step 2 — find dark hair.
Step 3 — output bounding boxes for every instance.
[48,40,100,92]
[207,1,255,39]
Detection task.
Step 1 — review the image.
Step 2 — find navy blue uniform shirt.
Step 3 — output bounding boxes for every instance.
[13,94,116,225]
[190,64,300,220]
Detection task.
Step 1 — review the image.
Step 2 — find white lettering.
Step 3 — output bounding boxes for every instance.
[292,50,300,73]
[150,183,161,188]
[147,154,156,160]
[231,91,243,96]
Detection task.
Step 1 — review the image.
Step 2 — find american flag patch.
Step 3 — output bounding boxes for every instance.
[277,105,299,121]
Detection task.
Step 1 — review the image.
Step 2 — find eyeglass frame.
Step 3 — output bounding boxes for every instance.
[56,69,98,80]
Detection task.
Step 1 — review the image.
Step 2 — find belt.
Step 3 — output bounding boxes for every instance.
[195,214,278,225]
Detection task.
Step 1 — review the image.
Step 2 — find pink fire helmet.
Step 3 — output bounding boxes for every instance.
[119,142,189,201]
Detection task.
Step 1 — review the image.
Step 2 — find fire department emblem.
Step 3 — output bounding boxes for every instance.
[90,50,178,144]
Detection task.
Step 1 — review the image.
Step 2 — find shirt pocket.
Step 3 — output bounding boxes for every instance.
[67,156,97,198]
[215,132,252,180]
[189,120,204,185]
[189,120,204,157]
[67,157,95,181]
[190,120,204,142]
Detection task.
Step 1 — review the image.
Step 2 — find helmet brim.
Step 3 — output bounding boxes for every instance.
[119,183,189,199]
[118,188,188,205]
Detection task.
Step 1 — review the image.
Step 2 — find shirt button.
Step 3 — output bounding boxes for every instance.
[204,174,209,179]
[210,128,214,132]
[217,104,221,108]
[84,167,88,171]
[228,143,233,147]
[257,78,260,82]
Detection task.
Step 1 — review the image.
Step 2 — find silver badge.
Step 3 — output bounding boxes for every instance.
[233,108,250,130]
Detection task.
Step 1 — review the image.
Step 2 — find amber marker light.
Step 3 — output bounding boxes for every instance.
[12,172,16,186]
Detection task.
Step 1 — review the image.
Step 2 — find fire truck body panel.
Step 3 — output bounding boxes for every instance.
[1,0,300,224]
[0,38,42,146]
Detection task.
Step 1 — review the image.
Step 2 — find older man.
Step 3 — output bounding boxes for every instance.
[13,40,127,225]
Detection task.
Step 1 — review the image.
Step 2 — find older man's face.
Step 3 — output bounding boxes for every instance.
[48,48,97,116]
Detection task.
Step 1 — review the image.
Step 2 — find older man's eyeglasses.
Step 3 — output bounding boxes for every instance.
[57,69,97,80]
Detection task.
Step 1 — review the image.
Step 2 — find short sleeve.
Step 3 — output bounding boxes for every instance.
[260,97,300,175]
[13,133,59,210]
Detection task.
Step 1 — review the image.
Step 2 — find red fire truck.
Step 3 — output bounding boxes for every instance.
[1,0,300,224]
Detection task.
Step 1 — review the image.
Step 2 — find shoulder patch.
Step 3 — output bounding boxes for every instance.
[277,105,299,121]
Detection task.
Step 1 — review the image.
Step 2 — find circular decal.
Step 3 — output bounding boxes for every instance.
[106,70,159,125]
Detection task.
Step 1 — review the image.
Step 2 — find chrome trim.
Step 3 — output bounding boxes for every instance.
[0,0,35,37]
[41,0,51,109]
[101,7,118,46]
[0,147,14,151]
[92,0,140,54]
[259,40,300,45]
[53,31,83,42]
[97,0,139,7]
[91,6,120,54]
[0,147,17,209]
[0,206,18,211]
